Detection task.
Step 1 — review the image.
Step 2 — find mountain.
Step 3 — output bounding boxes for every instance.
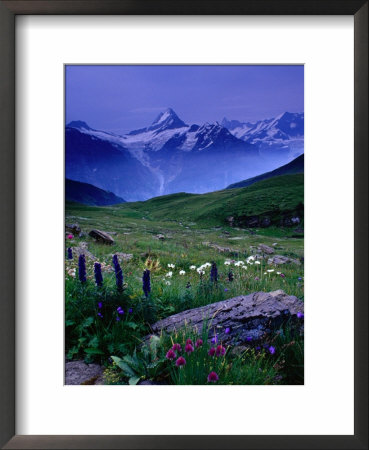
[227,154,304,189]
[66,178,125,206]
[66,109,304,201]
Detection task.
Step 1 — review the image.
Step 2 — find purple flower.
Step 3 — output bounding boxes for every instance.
[298,277,302,281]
[208,347,216,357]
[117,306,124,315]
[175,356,186,367]
[98,302,103,309]
[185,343,194,354]
[97,312,103,318]
[297,311,304,319]
[246,336,253,342]
[280,273,286,278]
[211,336,218,344]
[142,269,151,297]
[116,317,121,322]
[215,345,226,356]
[78,254,87,283]
[224,288,229,292]
[256,346,261,351]
[172,343,182,352]
[166,349,176,360]
[195,339,203,348]
[112,254,119,267]
[254,276,259,281]
[269,346,276,355]
[67,247,73,260]
[186,339,193,345]
[128,308,133,314]
[225,327,231,335]
[94,262,103,287]
[210,262,218,283]
[207,371,219,383]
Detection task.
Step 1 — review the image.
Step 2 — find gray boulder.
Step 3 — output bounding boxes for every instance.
[65,360,104,385]
[66,223,81,236]
[89,229,115,245]
[150,290,304,345]
[258,244,275,254]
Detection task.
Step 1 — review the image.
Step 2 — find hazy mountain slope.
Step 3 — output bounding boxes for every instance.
[66,178,125,206]
[227,154,304,189]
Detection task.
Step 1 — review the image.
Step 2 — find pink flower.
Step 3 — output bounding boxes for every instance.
[166,349,176,360]
[185,343,194,354]
[175,356,186,367]
[186,338,193,346]
[208,347,216,357]
[172,343,182,352]
[207,371,219,383]
[195,339,203,348]
[215,345,226,356]
[67,234,73,239]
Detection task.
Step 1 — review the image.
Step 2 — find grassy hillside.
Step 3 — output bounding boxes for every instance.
[227,154,304,189]
[66,178,126,206]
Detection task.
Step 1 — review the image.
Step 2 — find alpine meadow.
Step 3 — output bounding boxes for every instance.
[65,65,304,385]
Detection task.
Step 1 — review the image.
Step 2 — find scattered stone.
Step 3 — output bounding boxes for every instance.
[150,290,304,346]
[155,234,165,240]
[89,229,115,245]
[258,244,274,255]
[72,242,96,260]
[112,252,133,262]
[268,255,301,265]
[66,223,81,236]
[65,360,104,385]
[282,216,301,227]
[202,242,240,254]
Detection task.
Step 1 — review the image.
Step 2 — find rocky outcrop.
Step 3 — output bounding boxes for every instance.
[89,229,115,245]
[65,360,104,385]
[112,252,133,262]
[72,242,97,260]
[150,290,304,345]
[258,244,274,254]
[268,255,301,265]
[66,223,81,236]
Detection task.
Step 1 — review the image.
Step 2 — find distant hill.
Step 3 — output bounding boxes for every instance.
[66,178,125,206]
[227,154,304,189]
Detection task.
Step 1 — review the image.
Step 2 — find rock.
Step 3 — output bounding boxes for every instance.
[202,242,240,254]
[268,255,301,265]
[66,223,81,236]
[282,216,301,227]
[112,252,133,262]
[72,242,96,260]
[150,290,304,346]
[258,244,274,255]
[65,360,105,385]
[226,216,235,226]
[89,229,114,245]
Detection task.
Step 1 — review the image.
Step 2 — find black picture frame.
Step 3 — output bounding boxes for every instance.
[0,1,367,449]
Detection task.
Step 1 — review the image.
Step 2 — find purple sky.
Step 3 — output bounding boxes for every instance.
[65,65,304,134]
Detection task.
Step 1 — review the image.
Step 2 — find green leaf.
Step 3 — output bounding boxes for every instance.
[128,376,141,385]
[82,317,94,328]
[111,356,136,377]
[84,347,104,355]
[125,322,138,330]
[65,319,75,327]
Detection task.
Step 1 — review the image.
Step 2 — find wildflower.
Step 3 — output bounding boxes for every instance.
[242,265,248,270]
[225,327,230,334]
[189,265,196,270]
[195,339,203,348]
[165,280,171,286]
[204,262,211,268]
[211,336,218,344]
[224,288,229,292]
[298,277,302,281]
[175,356,186,367]
[167,263,175,269]
[67,234,73,240]
[280,273,286,278]
[98,302,103,309]
[94,262,103,287]
[166,349,176,360]
[267,269,274,273]
[185,343,194,354]
[186,282,191,289]
[97,312,103,318]
[224,261,231,266]
[246,336,253,342]
[247,256,255,262]
[172,343,182,352]
[215,345,226,356]
[256,346,261,351]
[228,271,234,282]
[142,269,151,297]
[67,247,73,260]
[78,254,87,283]
[269,346,276,355]
[208,348,216,357]
[297,311,304,319]
[179,270,186,275]
[186,339,193,345]
[112,254,119,267]
[114,261,124,292]
[166,271,173,278]
[116,317,121,322]
[210,262,218,283]
[117,306,124,315]
[207,371,219,383]
[277,271,281,275]
[128,308,133,314]
[255,261,261,265]
[254,276,259,281]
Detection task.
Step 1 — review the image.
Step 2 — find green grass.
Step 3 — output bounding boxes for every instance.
[65,175,304,384]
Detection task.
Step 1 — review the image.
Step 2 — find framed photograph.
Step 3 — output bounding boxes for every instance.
[0,1,367,449]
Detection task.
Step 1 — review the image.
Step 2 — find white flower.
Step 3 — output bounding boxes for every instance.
[179,270,186,275]
[255,261,261,265]
[242,265,248,270]
[277,272,281,275]
[197,268,205,275]
[204,262,211,268]
[166,271,173,278]
[247,256,255,262]
[267,269,275,273]
[234,262,242,267]
[264,272,267,275]
[165,280,171,286]
[190,265,196,270]
[224,261,231,266]
[167,263,175,269]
